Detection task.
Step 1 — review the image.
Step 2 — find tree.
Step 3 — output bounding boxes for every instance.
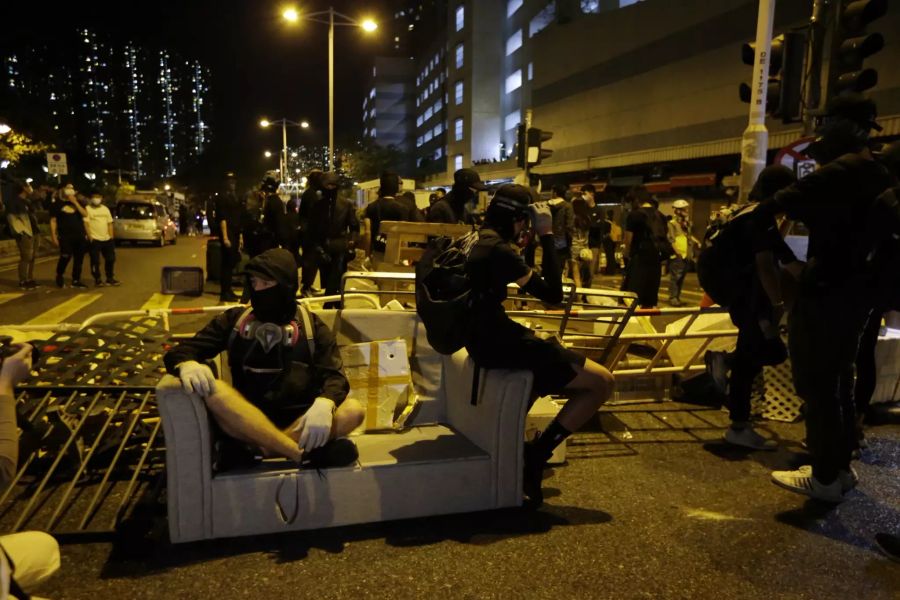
[0,130,48,168]
[342,140,410,183]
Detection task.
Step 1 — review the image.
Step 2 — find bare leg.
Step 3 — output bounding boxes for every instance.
[558,358,614,431]
[205,381,302,462]
[283,398,366,444]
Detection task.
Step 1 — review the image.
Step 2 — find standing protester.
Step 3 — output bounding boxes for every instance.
[398,191,425,223]
[548,184,574,279]
[307,172,360,300]
[703,166,799,450]
[299,170,324,296]
[5,180,39,290]
[262,176,298,265]
[570,194,593,290]
[215,173,243,302]
[667,199,697,306]
[50,183,89,289]
[604,209,623,274]
[581,185,604,274]
[241,185,270,258]
[427,168,484,225]
[759,95,894,502]
[464,184,614,505]
[85,192,120,287]
[363,172,410,256]
[621,187,664,308]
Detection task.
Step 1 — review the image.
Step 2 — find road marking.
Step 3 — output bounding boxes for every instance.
[140,293,174,311]
[0,293,24,305]
[0,256,55,273]
[25,293,102,325]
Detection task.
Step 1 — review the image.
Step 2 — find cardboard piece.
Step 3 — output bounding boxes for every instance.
[341,339,415,432]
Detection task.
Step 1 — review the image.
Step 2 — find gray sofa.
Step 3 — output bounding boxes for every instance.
[157,309,534,543]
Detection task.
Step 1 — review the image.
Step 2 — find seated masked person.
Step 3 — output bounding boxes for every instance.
[465,184,615,506]
[163,248,365,469]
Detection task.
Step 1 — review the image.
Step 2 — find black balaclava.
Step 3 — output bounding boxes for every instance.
[244,249,299,324]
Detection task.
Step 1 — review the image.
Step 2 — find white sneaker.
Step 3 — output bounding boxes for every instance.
[795,465,859,493]
[770,467,845,503]
[724,426,777,451]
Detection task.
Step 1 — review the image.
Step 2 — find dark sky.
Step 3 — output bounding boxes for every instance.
[6,0,394,178]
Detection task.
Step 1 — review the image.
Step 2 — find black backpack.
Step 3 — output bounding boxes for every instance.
[862,186,900,311]
[415,231,482,355]
[696,203,759,307]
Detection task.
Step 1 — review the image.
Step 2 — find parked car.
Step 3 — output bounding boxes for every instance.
[113,198,177,246]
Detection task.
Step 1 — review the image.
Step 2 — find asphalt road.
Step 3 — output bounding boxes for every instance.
[2,236,898,598]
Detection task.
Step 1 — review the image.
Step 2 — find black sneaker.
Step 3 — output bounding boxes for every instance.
[19,280,29,290]
[106,278,121,286]
[71,280,88,289]
[55,274,65,288]
[220,292,240,302]
[25,280,38,290]
[523,440,549,508]
[875,533,900,562]
[95,279,105,287]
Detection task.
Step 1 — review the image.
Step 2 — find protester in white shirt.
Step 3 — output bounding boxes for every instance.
[84,193,120,287]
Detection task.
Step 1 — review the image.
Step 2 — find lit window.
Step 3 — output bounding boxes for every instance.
[529,1,556,37]
[455,44,464,69]
[505,69,522,93]
[434,147,443,159]
[455,5,465,31]
[433,123,443,136]
[506,30,522,56]
[454,154,463,171]
[417,136,423,147]
[528,62,534,81]
[417,115,424,127]
[454,117,463,141]
[424,130,433,142]
[504,110,521,131]
[425,106,434,120]
[434,99,443,112]
[455,81,464,105]
[507,0,523,17]
[581,0,600,12]
[620,0,643,6]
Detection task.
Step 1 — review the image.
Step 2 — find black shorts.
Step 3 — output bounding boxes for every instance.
[467,325,585,396]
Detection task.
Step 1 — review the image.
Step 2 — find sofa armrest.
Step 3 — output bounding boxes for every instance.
[156,374,215,543]
[442,352,533,507]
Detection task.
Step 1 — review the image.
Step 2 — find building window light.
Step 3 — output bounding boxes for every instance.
[454,117,463,141]
[455,43,464,69]
[455,5,465,32]
[506,30,522,56]
[454,154,463,171]
[505,69,522,94]
[455,81,464,105]
[507,0,523,17]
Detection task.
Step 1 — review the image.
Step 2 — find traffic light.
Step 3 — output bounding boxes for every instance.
[739,32,805,123]
[516,124,527,169]
[826,0,887,97]
[526,127,553,166]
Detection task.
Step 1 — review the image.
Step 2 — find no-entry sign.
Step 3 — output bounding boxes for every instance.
[774,138,817,179]
[46,152,68,175]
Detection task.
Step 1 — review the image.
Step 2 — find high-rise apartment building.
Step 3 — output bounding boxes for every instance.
[2,29,212,181]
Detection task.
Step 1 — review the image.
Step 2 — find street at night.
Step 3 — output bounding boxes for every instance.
[2,0,900,598]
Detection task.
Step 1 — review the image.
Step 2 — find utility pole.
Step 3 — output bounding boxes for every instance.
[738,0,776,203]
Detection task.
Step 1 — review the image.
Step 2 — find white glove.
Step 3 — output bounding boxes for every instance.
[295,397,335,453]
[177,360,216,397]
[530,201,553,237]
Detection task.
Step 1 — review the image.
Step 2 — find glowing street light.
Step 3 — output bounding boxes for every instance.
[282,7,378,171]
[300,120,310,129]
[264,150,273,158]
[164,184,172,191]
[259,118,311,181]
[260,119,270,128]
[0,124,11,135]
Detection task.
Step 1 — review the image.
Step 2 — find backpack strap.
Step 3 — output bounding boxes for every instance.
[227,306,256,353]
[297,303,316,359]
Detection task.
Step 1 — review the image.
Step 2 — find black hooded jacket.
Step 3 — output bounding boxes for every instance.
[164,250,349,416]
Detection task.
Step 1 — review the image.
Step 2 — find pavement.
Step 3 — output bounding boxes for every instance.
[2,236,899,599]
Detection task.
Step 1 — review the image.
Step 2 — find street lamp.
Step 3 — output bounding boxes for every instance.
[260,117,311,182]
[0,123,11,135]
[264,150,273,158]
[282,6,378,171]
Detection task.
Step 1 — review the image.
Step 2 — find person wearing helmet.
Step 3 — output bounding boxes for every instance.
[666,199,697,307]
[465,184,614,506]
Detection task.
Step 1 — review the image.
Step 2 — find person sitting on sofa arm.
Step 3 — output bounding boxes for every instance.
[163,248,364,466]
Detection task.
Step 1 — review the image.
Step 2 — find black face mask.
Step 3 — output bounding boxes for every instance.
[250,286,296,324]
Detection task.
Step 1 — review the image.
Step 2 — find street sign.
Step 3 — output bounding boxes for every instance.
[774,137,817,179]
[46,152,68,175]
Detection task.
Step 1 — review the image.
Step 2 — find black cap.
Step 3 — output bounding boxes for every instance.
[454,168,487,191]
[749,165,796,202]
[489,184,533,216]
[261,176,279,193]
[825,94,883,132]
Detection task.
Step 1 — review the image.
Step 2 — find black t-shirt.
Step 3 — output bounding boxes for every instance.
[757,153,893,286]
[466,229,530,331]
[310,195,360,250]
[588,205,606,246]
[364,196,409,242]
[215,192,243,238]
[50,198,86,239]
[625,208,657,257]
